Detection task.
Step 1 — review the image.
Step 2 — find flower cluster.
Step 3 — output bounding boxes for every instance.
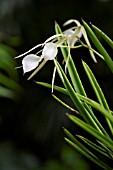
[22,42,58,74]
[15,19,96,80]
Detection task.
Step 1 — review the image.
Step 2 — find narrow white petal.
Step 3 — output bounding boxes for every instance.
[44,34,63,44]
[51,66,56,93]
[15,43,43,59]
[63,19,81,27]
[81,27,97,62]
[42,42,58,60]
[22,54,42,74]
[74,27,82,39]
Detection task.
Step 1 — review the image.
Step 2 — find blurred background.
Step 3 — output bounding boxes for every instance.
[0,0,113,169]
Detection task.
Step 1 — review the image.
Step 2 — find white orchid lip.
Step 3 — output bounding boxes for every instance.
[42,42,58,60]
[22,54,42,74]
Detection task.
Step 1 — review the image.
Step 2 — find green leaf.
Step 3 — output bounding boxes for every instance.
[36,81,109,136]
[0,73,22,93]
[78,135,112,159]
[0,86,14,99]
[82,20,113,73]
[35,81,68,95]
[92,24,113,49]
[80,97,113,124]
[52,94,79,114]
[82,61,109,109]
[0,43,18,80]
[36,81,113,124]
[54,60,93,123]
[54,60,109,132]
[83,102,109,136]
[64,128,112,170]
[68,114,113,150]
[55,23,107,133]
[82,61,113,134]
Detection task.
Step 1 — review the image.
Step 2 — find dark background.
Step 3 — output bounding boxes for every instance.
[0,0,113,169]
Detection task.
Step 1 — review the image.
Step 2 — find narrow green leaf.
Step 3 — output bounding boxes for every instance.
[81,97,113,124]
[92,24,113,49]
[82,20,113,73]
[82,61,113,134]
[52,94,79,114]
[68,114,113,150]
[35,81,68,95]
[0,73,22,93]
[64,128,98,156]
[36,81,113,125]
[54,60,95,123]
[78,135,112,159]
[83,102,109,136]
[64,128,112,170]
[65,138,112,170]
[82,61,109,109]
[64,128,100,157]
[0,86,14,99]
[0,44,18,80]
[36,81,110,136]
[54,60,111,133]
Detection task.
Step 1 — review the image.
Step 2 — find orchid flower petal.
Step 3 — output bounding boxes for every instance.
[64,29,76,46]
[64,27,82,46]
[52,66,57,93]
[63,19,81,27]
[74,27,82,39]
[81,27,97,62]
[44,34,63,44]
[42,42,58,60]
[15,43,43,59]
[22,54,42,74]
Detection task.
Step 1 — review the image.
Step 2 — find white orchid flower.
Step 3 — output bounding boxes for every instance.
[63,19,97,62]
[63,19,82,47]
[64,27,82,46]
[22,42,58,79]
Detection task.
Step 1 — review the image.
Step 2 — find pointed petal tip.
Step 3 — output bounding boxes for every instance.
[54,20,58,25]
[66,113,70,117]
[81,59,84,63]
[90,22,93,26]
[27,76,31,80]
[62,126,64,129]
[94,58,97,63]
[81,18,85,23]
